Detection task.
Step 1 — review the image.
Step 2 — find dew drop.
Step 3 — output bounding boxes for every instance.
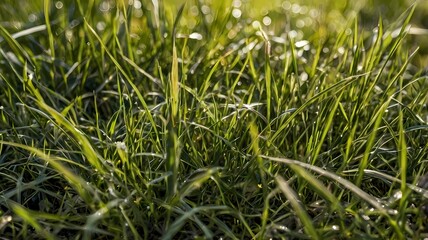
[263,16,271,26]
[232,9,242,19]
[393,190,403,200]
[55,1,63,9]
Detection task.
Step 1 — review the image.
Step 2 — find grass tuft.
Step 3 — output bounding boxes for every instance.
[1,0,428,239]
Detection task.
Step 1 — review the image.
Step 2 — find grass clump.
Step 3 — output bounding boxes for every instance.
[1,0,428,239]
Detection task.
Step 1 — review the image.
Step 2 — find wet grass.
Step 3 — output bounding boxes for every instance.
[1,0,428,239]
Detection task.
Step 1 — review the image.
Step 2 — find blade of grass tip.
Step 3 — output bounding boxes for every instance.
[152,0,161,37]
[171,41,179,126]
[275,175,320,240]
[171,7,185,124]
[9,202,55,240]
[119,0,134,61]
[271,72,368,143]
[364,16,383,72]
[259,27,272,123]
[165,3,185,201]
[83,19,161,144]
[43,0,57,88]
[228,54,250,96]
[288,36,298,74]
[310,43,322,78]
[311,92,343,164]
[110,8,122,59]
[349,18,361,75]
[44,0,55,61]
[246,39,259,87]
[198,51,234,97]
[363,4,415,105]
[21,61,41,101]
[383,47,419,97]
[355,97,391,187]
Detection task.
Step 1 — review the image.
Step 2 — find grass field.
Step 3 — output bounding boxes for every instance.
[1,0,428,239]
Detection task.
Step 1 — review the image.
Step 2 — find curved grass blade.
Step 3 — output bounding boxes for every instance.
[0,141,97,204]
[261,155,386,213]
[9,202,55,240]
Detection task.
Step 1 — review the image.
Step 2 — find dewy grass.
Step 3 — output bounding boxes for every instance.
[1,0,428,239]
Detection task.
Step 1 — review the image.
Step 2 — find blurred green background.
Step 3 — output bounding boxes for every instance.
[1,0,428,66]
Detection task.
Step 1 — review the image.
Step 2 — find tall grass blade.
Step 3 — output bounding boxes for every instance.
[259,27,272,123]
[355,98,391,187]
[84,19,161,143]
[165,3,185,200]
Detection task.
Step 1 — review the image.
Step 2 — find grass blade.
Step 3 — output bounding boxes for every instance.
[275,175,320,240]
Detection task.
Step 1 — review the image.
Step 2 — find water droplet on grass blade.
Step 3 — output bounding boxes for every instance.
[100,1,111,12]
[189,32,203,40]
[29,14,37,22]
[291,3,301,13]
[263,16,271,26]
[393,190,402,200]
[55,1,63,9]
[133,0,142,9]
[96,22,106,31]
[252,21,261,29]
[388,209,398,215]
[232,9,242,18]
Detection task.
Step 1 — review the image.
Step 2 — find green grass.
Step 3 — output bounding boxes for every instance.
[1,0,428,239]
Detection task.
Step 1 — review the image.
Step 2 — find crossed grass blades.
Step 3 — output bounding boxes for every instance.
[1,0,428,239]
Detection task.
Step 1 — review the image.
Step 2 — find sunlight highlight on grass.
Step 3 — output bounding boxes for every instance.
[1,0,427,238]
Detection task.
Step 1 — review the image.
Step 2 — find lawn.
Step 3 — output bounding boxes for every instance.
[1,0,428,239]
